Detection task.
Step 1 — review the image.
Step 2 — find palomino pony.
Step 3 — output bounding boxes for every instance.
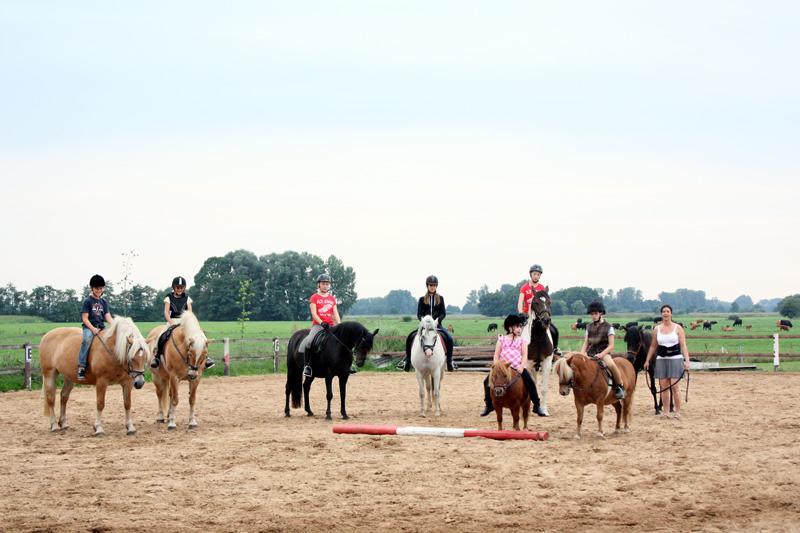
[554,352,636,439]
[622,324,662,414]
[410,315,446,417]
[285,322,378,420]
[40,317,150,435]
[524,288,555,415]
[147,311,208,430]
[488,360,530,431]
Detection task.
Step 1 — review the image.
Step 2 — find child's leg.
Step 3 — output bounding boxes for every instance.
[521,369,545,415]
[78,328,93,368]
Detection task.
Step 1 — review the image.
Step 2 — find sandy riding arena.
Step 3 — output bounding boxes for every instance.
[1,371,799,531]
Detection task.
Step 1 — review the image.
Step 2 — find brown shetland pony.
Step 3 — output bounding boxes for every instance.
[554,352,635,439]
[147,311,208,430]
[488,361,530,431]
[40,317,150,435]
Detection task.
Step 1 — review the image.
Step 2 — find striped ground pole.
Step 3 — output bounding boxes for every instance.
[333,424,548,441]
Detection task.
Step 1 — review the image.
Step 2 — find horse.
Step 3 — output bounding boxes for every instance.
[410,315,446,417]
[488,360,530,431]
[554,352,636,439]
[40,317,150,435]
[147,311,209,430]
[623,325,661,414]
[523,288,555,415]
[285,322,378,420]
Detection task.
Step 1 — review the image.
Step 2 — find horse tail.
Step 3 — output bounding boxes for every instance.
[286,334,303,409]
[290,368,302,409]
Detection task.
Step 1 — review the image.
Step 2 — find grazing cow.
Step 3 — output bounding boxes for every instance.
[777,319,793,329]
[690,323,699,330]
[611,322,622,330]
[733,318,743,327]
[575,321,587,330]
[653,317,663,324]
[745,325,752,331]
[644,325,652,330]
[570,322,578,331]
[447,324,454,334]
[779,324,791,332]
[487,323,498,333]
[702,321,712,331]
[722,326,735,332]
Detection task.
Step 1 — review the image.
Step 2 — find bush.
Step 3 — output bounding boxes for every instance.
[401,316,412,322]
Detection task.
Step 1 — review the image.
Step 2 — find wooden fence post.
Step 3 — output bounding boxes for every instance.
[223,337,230,376]
[24,343,32,390]
[773,333,780,372]
[273,338,280,373]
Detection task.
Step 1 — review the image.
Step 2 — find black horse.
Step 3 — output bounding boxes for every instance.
[284,322,379,420]
[623,325,662,414]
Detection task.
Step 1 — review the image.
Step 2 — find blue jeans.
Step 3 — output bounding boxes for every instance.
[78,327,94,367]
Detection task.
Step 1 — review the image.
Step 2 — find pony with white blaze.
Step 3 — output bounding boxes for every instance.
[147,310,209,429]
[40,317,151,435]
[410,315,447,417]
[523,288,556,416]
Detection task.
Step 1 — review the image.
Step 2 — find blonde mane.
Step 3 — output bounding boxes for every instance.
[554,353,578,385]
[179,311,207,357]
[102,317,149,364]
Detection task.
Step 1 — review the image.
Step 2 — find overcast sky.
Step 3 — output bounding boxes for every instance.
[1,1,797,308]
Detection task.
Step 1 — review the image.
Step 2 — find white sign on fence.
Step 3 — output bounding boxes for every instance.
[773,333,780,371]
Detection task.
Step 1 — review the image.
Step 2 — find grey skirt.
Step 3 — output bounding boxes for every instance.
[654,356,684,379]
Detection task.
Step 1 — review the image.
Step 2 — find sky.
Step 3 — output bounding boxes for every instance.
[1,1,797,307]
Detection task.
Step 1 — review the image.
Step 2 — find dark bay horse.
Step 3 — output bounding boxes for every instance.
[285,322,378,420]
[555,352,636,439]
[524,288,555,415]
[622,325,662,415]
[488,360,530,431]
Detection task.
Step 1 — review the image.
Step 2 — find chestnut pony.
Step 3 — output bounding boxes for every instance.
[40,317,150,435]
[488,360,531,431]
[147,311,208,430]
[554,352,636,439]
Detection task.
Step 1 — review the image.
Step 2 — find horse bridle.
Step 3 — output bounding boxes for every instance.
[626,327,645,361]
[327,328,369,359]
[170,333,204,372]
[418,329,439,356]
[95,334,146,379]
[492,369,522,397]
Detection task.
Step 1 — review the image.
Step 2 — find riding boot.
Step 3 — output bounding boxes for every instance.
[150,351,161,369]
[613,383,625,400]
[522,369,546,417]
[480,378,494,416]
[301,351,312,378]
[401,353,412,372]
[446,352,455,372]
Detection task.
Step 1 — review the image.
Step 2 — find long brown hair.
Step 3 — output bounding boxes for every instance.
[422,292,442,307]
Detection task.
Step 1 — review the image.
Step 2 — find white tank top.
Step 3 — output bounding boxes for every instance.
[656,324,680,347]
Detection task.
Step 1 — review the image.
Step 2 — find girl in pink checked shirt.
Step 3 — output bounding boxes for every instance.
[479,314,546,417]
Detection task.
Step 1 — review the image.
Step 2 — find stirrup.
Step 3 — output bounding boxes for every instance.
[348,366,357,375]
[302,365,313,378]
[614,385,625,399]
[150,357,160,369]
[205,358,215,369]
[77,366,86,380]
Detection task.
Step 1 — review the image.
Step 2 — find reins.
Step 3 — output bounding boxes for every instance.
[93,330,145,378]
[170,331,199,372]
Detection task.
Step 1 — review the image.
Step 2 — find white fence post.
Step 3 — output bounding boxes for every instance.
[773,333,780,372]
[223,337,230,376]
[24,343,32,390]
[273,338,280,373]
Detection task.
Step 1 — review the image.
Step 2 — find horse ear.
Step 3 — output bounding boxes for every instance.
[372,328,379,337]
[127,334,134,344]
[545,285,549,293]
[188,338,195,347]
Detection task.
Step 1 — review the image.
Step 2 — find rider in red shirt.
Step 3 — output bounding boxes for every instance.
[299,274,342,378]
[517,264,560,356]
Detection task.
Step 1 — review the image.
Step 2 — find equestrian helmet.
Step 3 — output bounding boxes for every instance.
[503,313,525,332]
[587,300,606,314]
[426,275,439,285]
[89,274,106,288]
[529,264,543,274]
[317,274,332,284]
[172,276,187,288]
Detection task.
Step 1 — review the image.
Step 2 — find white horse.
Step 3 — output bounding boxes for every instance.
[522,289,555,416]
[410,315,446,417]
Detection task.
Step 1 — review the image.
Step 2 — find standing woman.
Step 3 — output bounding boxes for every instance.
[399,275,455,372]
[644,304,691,419]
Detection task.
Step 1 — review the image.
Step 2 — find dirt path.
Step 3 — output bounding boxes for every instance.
[1,371,798,531]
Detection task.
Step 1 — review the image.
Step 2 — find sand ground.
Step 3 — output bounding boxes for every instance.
[1,370,798,532]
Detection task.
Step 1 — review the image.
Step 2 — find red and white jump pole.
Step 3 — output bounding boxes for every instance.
[333,424,548,441]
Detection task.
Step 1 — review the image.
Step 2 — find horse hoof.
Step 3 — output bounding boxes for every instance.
[188,422,198,429]
[574,434,581,440]
[284,412,291,418]
[50,426,60,433]
[325,415,332,421]
[341,414,349,420]
[127,429,136,436]
[94,430,104,437]
[596,432,605,439]
[167,423,176,430]
[434,412,441,417]
[419,413,426,418]
[306,412,314,417]
[156,418,165,424]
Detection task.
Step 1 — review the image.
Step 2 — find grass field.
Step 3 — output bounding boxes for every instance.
[1,313,796,391]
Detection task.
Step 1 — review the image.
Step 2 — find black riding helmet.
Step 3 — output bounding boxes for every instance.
[317,274,332,284]
[172,276,187,288]
[503,313,525,333]
[89,274,106,288]
[587,300,606,314]
[426,275,438,285]
[529,264,543,274]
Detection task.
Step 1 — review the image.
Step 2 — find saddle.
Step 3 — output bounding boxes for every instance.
[594,358,614,386]
[156,324,179,356]
[308,329,328,354]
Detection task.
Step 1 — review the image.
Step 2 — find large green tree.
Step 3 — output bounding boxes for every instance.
[193,250,264,320]
[778,295,800,319]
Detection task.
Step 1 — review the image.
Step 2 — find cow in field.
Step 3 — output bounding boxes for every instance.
[745,325,752,331]
[779,324,791,332]
[777,319,793,329]
[487,323,498,333]
[722,326,735,332]
[732,318,743,327]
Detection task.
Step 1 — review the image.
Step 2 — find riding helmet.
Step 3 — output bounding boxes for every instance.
[529,264,543,274]
[587,300,606,314]
[89,274,106,288]
[172,276,187,288]
[426,275,439,285]
[503,313,525,332]
[317,274,332,284]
